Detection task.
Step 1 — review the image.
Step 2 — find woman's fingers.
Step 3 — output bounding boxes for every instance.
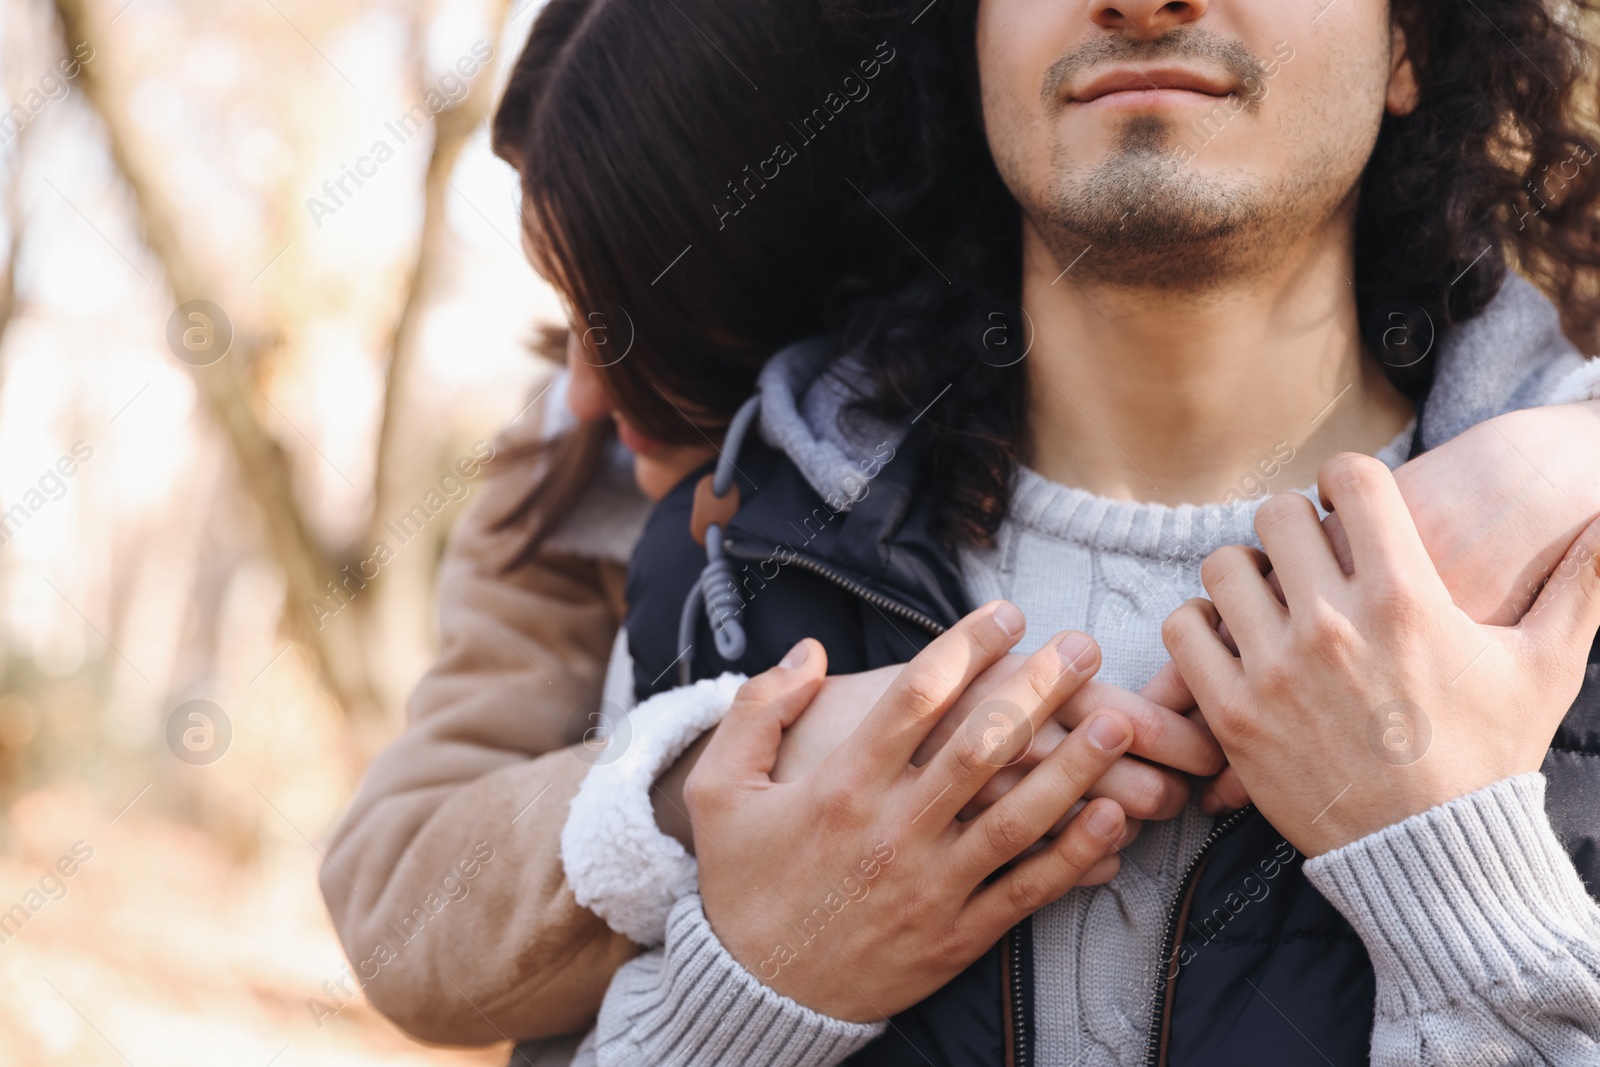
[966,796,1126,941]
[706,638,828,784]
[953,711,1131,879]
[1139,659,1195,711]
[1083,758,1189,821]
[1199,764,1252,815]
[1516,511,1600,670]
[1056,678,1224,776]
[965,742,1187,823]
[910,631,1101,826]
[849,601,1030,777]
[964,668,1225,815]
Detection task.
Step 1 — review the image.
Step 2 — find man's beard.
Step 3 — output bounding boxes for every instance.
[1036,115,1309,290]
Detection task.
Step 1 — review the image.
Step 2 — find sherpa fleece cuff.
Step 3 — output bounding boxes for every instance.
[1549,356,1600,405]
[560,673,746,947]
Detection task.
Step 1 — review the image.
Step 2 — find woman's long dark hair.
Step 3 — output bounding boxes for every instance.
[489,0,891,567]
[826,0,1600,549]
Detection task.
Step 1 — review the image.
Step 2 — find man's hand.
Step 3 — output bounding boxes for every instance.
[686,602,1134,1022]
[775,655,1223,818]
[1165,452,1600,856]
[654,647,1223,858]
[1194,399,1600,815]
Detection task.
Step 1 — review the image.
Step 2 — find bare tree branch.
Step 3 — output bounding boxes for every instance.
[52,0,382,719]
[0,177,20,367]
[0,8,37,375]
[368,0,515,543]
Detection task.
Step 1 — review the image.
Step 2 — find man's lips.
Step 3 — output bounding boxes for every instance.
[1070,65,1236,104]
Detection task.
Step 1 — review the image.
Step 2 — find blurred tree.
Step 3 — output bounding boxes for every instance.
[50,0,515,722]
[363,0,514,720]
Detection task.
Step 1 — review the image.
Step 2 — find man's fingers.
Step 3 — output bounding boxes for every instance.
[851,601,1029,775]
[1162,599,1247,731]
[1199,546,1283,666]
[708,639,828,783]
[913,653,1031,768]
[960,720,1068,817]
[1253,491,1345,611]
[953,711,1130,877]
[911,631,1100,825]
[1517,512,1600,663]
[1320,510,1356,576]
[1316,453,1435,587]
[1077,853,1123,887]
[967,669,1224,795]
[966,797,1125,941]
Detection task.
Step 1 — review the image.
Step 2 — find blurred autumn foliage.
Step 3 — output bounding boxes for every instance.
[0,0,562,1061]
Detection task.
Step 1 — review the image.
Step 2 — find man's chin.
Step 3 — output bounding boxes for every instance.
[1038,168,1274,288]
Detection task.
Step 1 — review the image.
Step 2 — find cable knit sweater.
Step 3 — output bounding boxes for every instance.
[559,275,1600,1067]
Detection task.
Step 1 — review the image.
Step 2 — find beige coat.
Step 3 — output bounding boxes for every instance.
[321,390,645,1045]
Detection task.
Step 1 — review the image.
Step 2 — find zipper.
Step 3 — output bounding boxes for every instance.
[1006,920,1033,1067]
[723,539,948,636]
[728,534,1253,1065]
[1141,804,1257,1067]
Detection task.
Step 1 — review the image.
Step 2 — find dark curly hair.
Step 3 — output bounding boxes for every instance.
[826,0,1600,549]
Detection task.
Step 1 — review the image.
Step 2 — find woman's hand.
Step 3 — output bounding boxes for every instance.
[1166,453,1600,856]
[1393,400,1600,625]
[686,602,1134,1022]
[768,663,903,782]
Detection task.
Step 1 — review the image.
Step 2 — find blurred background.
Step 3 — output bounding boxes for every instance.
[0,0,561,1061]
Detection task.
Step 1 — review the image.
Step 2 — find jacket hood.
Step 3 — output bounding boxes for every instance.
[758,274,1598,508]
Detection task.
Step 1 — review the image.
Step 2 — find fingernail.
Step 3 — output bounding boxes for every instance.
[994,602,1025,637]
[1057,632,1095,673]
[779,641,809,669]
[1085,714,1129,752]
[1086,803,1121,839]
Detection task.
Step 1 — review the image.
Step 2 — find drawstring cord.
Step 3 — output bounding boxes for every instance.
[676,393,762,687]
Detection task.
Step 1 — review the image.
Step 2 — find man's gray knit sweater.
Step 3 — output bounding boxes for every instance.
[563,276,1600,1067]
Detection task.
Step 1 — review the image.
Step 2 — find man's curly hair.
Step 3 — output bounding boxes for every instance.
[826,0,1600,549]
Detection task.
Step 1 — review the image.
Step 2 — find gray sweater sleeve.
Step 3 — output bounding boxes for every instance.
[571,894,886,1067]
[1304,773,1600,1066]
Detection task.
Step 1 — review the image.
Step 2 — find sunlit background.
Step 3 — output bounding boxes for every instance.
[0,0,563,1061]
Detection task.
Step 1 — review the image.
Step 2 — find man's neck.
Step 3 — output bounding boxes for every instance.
[1020,216,1415,506]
